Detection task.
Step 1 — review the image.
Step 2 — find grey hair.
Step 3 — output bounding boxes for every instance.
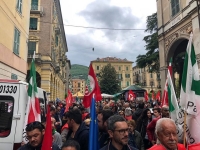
[107,115,126,131]
[155,118,176,136]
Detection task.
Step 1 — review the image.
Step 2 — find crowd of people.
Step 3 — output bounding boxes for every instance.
[18,99,186,150]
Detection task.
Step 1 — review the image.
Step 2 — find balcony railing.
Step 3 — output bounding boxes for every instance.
[27,53,42,63]
[30,5,44,16]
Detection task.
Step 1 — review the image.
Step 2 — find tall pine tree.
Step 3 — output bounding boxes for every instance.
[99,64,121,94]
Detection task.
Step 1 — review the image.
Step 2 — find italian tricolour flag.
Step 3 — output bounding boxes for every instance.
[23,52,41,142]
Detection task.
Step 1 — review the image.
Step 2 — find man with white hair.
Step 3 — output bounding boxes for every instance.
[148,118,185,150]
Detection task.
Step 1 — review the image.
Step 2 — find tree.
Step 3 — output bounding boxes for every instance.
[99,64,121,94]
[136,13,159,73]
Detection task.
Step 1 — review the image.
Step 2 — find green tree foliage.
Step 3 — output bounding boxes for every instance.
[99,64,121,94]
[136,13,159,73]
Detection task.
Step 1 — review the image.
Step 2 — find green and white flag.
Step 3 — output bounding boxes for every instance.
[180,33,200,115]
[167,59,182,140]
[179,33,200,144]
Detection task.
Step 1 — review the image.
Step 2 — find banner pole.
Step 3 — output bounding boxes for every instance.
[183,110,187,147]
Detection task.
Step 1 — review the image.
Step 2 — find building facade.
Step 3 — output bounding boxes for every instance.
[0,0,31,80]
[27,0,70,100]
[91,57,133,89]
[132,66,161,92]
[157,0,200,90]
[71,79,86,95]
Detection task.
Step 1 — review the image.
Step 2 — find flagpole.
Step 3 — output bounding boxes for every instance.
[183,109,187,147]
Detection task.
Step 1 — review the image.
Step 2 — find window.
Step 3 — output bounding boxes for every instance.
[97,66,99,70]
[0,96,14,137]
[119,81,121,86]
[78,83,80,88]
[150,73,153,78]
[118,74,122,79]
[126,67,129,71]
[127,81,130,86]
[28,42,36,55]
[13,28,20,55]
[171,0,180,16]
[31,0,38,10]
[11,73,18,80]
[16,0,22,14]
[119,66,121,71]
[55,35,58,46]
[125,74,130,78]
[29,18,38,30]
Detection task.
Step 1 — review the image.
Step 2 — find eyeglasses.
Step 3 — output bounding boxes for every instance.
[113,128,129,135]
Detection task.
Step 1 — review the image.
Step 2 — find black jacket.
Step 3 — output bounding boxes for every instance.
[66,122,89,150]
[99,132,110,149]
[100,141,138,150]
[18,142,60,150]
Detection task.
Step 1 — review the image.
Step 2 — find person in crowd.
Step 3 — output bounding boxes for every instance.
[132,102,144,121]
[84,118,90,127]
[51,117,62,148]
[146,107,161,145]
[127,120,144,150]
[61,140,80,150]
[125,107,133,121]
[100,115,137,150]
[97,109,114,149]
[149,118,186,150]
[18,121,60,150]
[65,109,89,150]
[54,106,62,133]
[50,107,56,117]
[79,106,88,121]
[136,108,152,149]
[118,110,125,118]
[61,122,69,143]
[161,105,169,118]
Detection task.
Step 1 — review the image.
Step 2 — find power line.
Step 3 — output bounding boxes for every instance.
[37,20,146,31]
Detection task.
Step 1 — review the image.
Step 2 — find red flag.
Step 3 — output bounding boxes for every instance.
[41,106,52,150]
[65,90,72,113]
[144,91,149,101]
[151,91,155,100]
[161,58,172,107]
[156,91,161,101]
[188,143,200,150]
[128,90,136,101]
[83,64,102,108]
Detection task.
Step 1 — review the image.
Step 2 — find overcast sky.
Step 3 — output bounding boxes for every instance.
[60,0,157,67]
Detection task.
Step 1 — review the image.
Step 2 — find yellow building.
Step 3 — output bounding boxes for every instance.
[157,0,200,89]
[91,57,133,89]
[0,0,31,80]
[27,0,70,100]
[71,79,86,95]
[132,66,161,92]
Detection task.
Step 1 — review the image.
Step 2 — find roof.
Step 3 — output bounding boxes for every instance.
[122,85,146,91]
[91,57,133,63]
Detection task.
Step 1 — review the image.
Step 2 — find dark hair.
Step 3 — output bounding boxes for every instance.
[107,115,126,131]
[153,107,161,113]
[65,109,82,124]
[50,107,56,112]
[138,102,145,109]
[26,121,45,132]
[137,108,152,124]
[99,109,114,123]
[62,140,80,150]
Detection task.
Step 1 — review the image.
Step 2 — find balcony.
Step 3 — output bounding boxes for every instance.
[30,5,44,16]
[27,53,42,63]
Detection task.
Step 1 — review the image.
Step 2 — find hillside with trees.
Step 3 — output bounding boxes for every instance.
[70,64,88,80]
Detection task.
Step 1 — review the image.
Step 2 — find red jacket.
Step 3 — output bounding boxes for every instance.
[146,116,161,141]
[148,143,186,150]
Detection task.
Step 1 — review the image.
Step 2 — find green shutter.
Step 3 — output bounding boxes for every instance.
[28,42,36,55]
[16,0,22,13]
[31,0,38,10]
[30,18,38,30]
[11,73,18,80]
[13,28,20,55]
